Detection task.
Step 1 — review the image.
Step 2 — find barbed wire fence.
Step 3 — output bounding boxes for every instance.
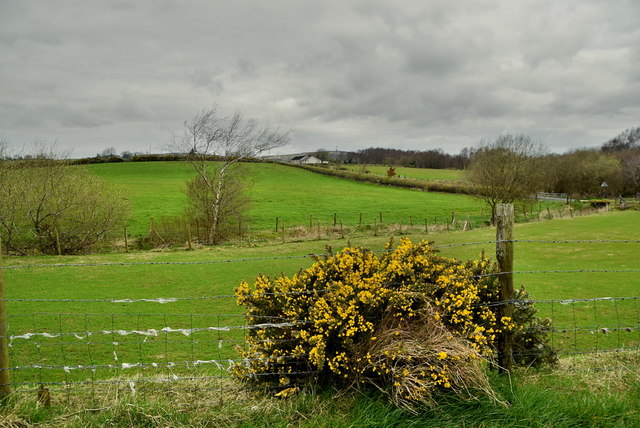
[0,204,638,407]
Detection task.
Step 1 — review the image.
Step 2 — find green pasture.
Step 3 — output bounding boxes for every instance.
[89,162,482,236]
[2,210,639,389]
[88,161,193,234]
[342,164,463,181]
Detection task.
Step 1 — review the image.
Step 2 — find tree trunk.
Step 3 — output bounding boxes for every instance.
[208,160,236,244]
[208,170,225,243]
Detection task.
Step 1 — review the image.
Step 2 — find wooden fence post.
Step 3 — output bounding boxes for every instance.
[124,226,129,253]
[0,237,11,398]
[275,217,279,232]
[495,203,515,373]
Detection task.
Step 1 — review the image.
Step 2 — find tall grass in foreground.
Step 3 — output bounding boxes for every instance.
[1,352,638,427]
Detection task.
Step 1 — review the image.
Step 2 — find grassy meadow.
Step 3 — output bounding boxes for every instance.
[343,164,463,181]
[2,161,639,426]
[89,162,484,236]
[3,210,639,383]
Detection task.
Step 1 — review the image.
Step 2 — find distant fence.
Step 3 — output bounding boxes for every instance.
[147,202,616,247]
[0,205,639,405]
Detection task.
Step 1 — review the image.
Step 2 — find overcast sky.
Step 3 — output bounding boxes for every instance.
[1,0,638,158]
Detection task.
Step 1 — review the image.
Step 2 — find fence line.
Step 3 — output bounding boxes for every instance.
[2,239,637,271]
[1,298,638,398]
[0,211,638,403]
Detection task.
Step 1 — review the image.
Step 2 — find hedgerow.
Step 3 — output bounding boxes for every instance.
[235,238,553,410]
[286,163,475,195]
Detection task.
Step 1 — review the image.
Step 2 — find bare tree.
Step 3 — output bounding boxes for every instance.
[101,146,116,158]
[177,106,289,243]
[0,136,10,160]
[465,134,547,223]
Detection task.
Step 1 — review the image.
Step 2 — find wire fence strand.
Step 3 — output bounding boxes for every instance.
[1,236,639,401]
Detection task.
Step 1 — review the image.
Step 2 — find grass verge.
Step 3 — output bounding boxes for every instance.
[1,352,638,427]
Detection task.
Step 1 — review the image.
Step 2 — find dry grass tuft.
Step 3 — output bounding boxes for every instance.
[359,308,499,412]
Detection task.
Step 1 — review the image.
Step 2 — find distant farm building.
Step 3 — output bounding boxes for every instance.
[289,155,325,165]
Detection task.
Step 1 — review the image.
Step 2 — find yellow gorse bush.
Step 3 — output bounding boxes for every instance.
[235,238,550,409]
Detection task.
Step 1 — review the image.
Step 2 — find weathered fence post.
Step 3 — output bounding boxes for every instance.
[495,203,515,373]
[124,226,129,253]
[275,217,279,232]
[0,237,11,398]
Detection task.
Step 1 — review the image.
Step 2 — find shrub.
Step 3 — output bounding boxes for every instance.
[0,160,130,254]
[235,238,554,410]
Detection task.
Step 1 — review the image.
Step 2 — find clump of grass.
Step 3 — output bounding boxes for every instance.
[1,354,640,427]
[361,309,500,412]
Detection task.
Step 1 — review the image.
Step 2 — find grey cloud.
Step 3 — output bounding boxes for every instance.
[0,0,638,156]
[185,69,224,94]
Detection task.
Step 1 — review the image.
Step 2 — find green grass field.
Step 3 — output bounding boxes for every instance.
[2,210,639,426]
[3,210,639,380]
[342,164,463,181]
[89,162,482,236]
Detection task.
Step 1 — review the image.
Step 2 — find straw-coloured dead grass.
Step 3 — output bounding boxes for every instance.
[359,308,499,412]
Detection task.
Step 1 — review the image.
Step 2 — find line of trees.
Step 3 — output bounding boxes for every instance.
[316,128,639,199]
[465,129,640,223]
[349,147,474,169]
